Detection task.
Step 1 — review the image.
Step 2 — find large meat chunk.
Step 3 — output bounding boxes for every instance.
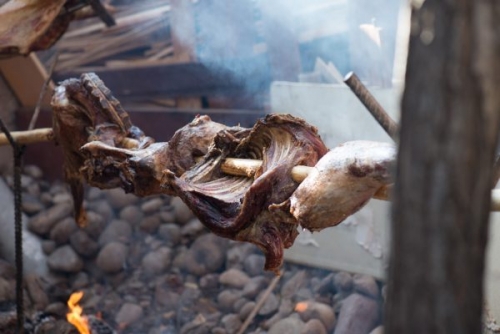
[164,115,328,273]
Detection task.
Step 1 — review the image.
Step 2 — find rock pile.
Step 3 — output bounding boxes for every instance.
[0,165,385,334]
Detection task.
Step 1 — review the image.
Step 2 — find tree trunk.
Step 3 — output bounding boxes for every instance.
[385,0,500,333]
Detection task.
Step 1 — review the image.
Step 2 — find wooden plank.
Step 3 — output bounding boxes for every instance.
[54,55,271,100]
[0,53,53,108]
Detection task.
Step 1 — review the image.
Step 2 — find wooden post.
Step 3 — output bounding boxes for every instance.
[386,0,500,333]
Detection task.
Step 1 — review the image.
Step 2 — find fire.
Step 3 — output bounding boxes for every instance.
[66,291,90,334]
[295,301,309,313]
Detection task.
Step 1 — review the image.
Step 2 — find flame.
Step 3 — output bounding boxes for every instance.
[66,291,90,334]
[295,301,309,313]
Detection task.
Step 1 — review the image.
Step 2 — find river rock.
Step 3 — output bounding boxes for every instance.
[142,247,172,275]
[104,188,138,209]
[242,276,268,299]
[41,240,56,255]
[258,292,279,316]
[83,211,106,239]
[24,165,43,179]
[96,242,128,274]
[140,198,164,214]
[281,270,308,299]
[47,245,83,273]
[139,215,161,234]
[334,272,353,292]
[119,205,144,226]
[28,202,73,235]
[158,223,181,246]
[181,218,206,238]
[243,254,266,277]
[22,194,44,215]
[217,290,241,312]
[115,303,143,328]
[25,273,49,310]
[334,293,379,334]
[239,301,256,320]
[219,268,250,289]
[301,319,327,334]
[370,325,384,334]
[98,219,132,246]
[296,301,335,331]
[268,317,305,334]
[199,273,220,290]
[353,274,380,299]
[70,230,100,258]
[181,234,226,276]
[314,273,334,294]
[50,217,78,244]
[221,314,242,334]
[171,197,194,224]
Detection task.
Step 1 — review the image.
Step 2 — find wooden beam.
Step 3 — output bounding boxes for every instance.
[0,53,53,108]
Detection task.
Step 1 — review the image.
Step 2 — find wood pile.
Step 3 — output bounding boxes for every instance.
[53,0,172,72]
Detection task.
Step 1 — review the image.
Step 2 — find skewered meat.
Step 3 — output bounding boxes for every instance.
[51,72,396,273]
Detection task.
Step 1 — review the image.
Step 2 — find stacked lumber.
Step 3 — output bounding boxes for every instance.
[53,0,172,72]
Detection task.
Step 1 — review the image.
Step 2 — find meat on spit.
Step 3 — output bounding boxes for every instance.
[51,73,395,273]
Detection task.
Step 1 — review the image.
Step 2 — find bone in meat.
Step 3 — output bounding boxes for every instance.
[290,141,395,231]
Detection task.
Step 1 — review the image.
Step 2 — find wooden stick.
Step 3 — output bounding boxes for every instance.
[0,128,54,146]
[344,72,399,140]
[236,275,281,334]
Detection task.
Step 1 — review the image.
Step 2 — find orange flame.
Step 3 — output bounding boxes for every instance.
[66,291,90,334]
[295,301,309,313]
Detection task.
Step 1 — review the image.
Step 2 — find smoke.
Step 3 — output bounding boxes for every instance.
[169,0,408,96]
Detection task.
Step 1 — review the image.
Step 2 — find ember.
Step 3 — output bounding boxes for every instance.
[295,301,309,313]
[67,291,90,334]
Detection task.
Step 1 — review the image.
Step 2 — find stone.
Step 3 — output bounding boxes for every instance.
[26,183,41,197]
[28,202,73,235]
[370,325,384,334]
[199,273,219,290]
[296,301,336,331]
[221,314,242,334]
[70,230,100,258]
[142,247,172,275]
[155,289,180,310]
[82,211,106,239]
[158,224,182,246]
[242,276,268,299]
[219,269,251,289]
[24,165,43,179]
[86,187,103,201]
[47,245,83,273]
[281,270,308,299]
[71,272,90,290]
[89,200,114,222]
[0,277,15,302]
[313,273,334,294]
[159,210,175,224]
[96,242,128,274]
[119,205,144,226]
[243,254,266,276]
[353,274,380,299]
[181,218,206,238]
[50,217,78,244]
[217,290,241,312]
[22,194,44,215]
[139,215,162,234]
[301,319,327,334]
[0,259,15,279]
[141,198,164,214]
[98,219,132,246]
[226,243,256,269]
[181,234,226,276]
[268,317,305,334]
[41,240,56,255]
[334,293,379,334]
[45,302,67,318]
[171,197,194,224]
[115,303,143,328]
[334,272,353,292]
[239,301,256,320]
[25,274,49,310]
[258,292,279,316]
[52,192,72,204]
[104,188,138,209]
